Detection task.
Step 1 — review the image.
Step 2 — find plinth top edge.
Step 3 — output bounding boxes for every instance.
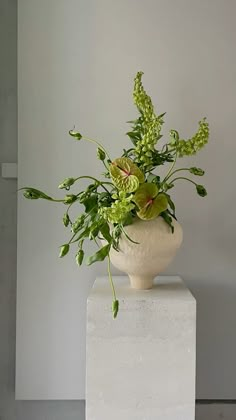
[88,276,196,303]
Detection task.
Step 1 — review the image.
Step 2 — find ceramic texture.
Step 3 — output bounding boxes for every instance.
[108,217,183,289]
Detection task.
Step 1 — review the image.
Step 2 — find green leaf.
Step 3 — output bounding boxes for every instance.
[189,167,205,176]
[166,195,175,214]
[121,226,139,244]
[196,184,207,197]
[112,300,119,318]
[76,225,91,241]
[122,212,134,226]
[89,220,102,239]
[82,194,98,213]
[97,147,106,161]
[86,244,110,266]
[100,223,112,243]
[72,215,86,234]
[161,211,174,233]
[126,131,141,145]
[59,244,70,258]
[76,249,84,266]
[110,157,145,193]
[69,129,82,140]
[98,192,112,207]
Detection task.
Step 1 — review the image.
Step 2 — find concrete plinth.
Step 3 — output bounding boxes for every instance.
[86,276,196,420]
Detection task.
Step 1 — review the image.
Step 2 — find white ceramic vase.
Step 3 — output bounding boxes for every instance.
[109,216,183,290]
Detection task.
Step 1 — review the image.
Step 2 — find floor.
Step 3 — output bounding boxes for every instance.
[196,402,236,419]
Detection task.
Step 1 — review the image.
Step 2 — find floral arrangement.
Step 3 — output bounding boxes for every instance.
[22,72,209,318]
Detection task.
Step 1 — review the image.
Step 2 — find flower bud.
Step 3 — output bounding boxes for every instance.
[64,194,77,204]
[76,249,84,266]
[58,178,76,190]
[112,299,119,318]
[23,189,41,199]
[69,129,82,140]
[97,147,106,161]
[59,244,70,258]
[170,129,179,143]
[196,184,207,197]
[189,167,205,176]
[63,213,70,227]
[72,215,85,233]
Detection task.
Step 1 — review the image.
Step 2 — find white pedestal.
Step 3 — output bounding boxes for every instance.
[86,276,196,420]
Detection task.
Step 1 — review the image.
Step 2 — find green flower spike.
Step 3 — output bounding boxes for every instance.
[173,118,209,157]
[110,157,145,192]
[133,183,168,220]
[132,72,165,168]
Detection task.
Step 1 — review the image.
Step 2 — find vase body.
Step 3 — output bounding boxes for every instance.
[109,217,183,290]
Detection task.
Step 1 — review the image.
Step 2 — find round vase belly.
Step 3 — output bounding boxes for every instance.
[109,217,183,290]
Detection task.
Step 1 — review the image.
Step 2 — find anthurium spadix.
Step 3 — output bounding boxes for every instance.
[133,183,168,220]
[110,157,145,193]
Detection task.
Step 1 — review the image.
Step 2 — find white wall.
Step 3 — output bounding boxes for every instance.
[17,0,236,400]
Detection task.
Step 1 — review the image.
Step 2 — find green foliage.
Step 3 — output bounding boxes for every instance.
[161,211,174,233]
[86,244,111,266]
[21,71,209,318]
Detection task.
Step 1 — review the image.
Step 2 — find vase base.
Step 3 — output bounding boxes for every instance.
[128,275,154,290]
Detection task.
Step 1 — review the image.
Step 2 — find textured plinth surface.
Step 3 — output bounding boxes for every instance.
[86,276,196,420]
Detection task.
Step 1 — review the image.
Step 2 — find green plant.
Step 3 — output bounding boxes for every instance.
[21,71,209,318]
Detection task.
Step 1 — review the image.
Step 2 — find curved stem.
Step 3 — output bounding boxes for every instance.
[74,175,113,193]
[170,176,197,186]
[82,136,112,161]
[65,202,74,216]
[121,225,139,244]
[69,231,79,244]
[162,149,178,183]
[107,255,116,301]
[165,168,190,181]
[102,160,109,171]
[48,198,65,203]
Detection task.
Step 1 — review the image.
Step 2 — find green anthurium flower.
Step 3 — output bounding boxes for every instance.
[133,183,168,220]
[110,157,145,192]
